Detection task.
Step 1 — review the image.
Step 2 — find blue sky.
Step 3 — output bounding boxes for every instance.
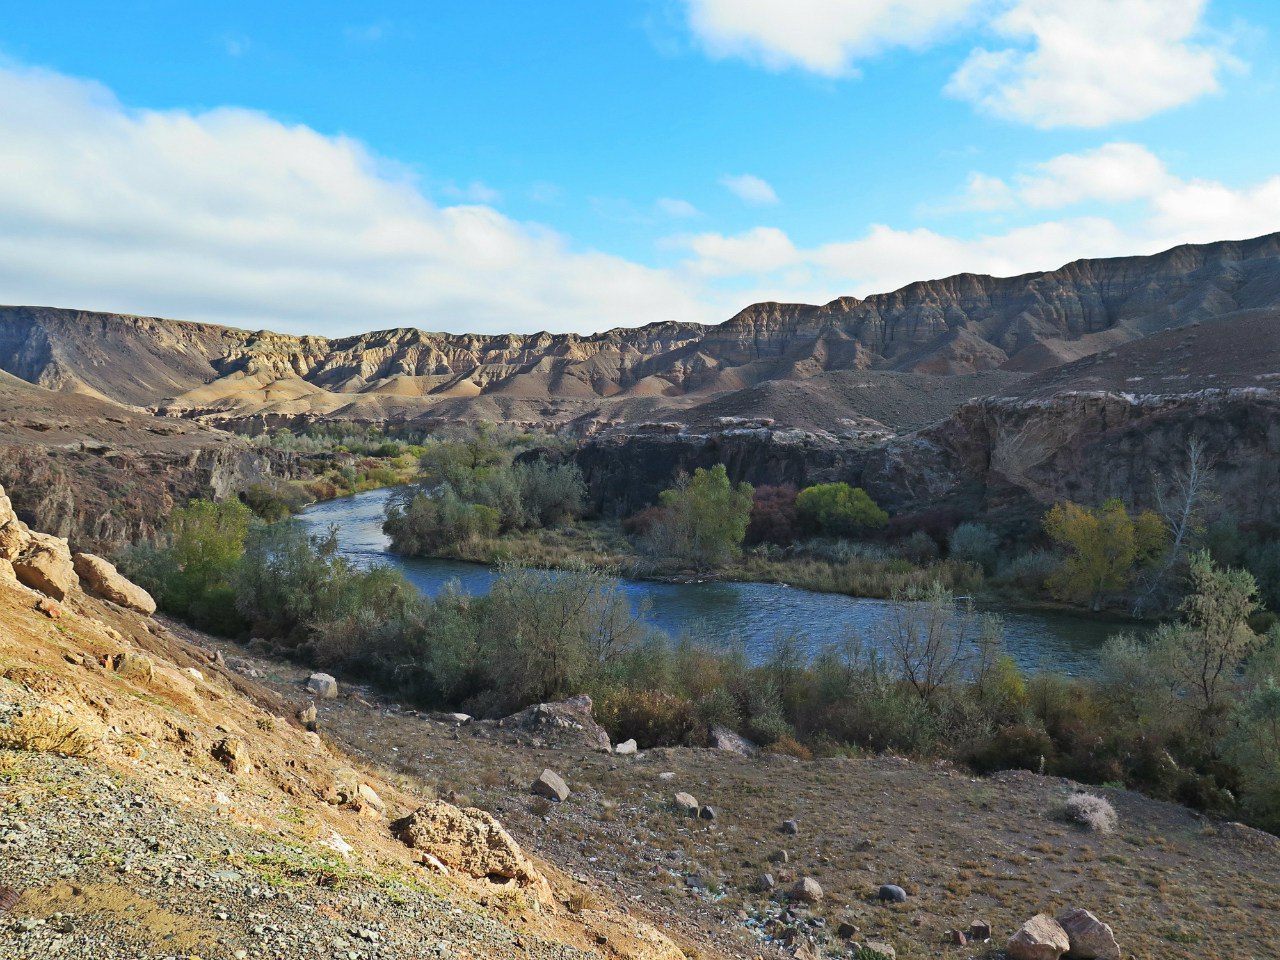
[1,1,1278,335]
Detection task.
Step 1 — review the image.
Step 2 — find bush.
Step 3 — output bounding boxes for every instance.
[641,466,753,572]
[239,483,308,522]
[949,522,999,571]
[995,549,1062,595]
[746,485,800,545]
[968,724,1054,775]
[895,530,939,565]
[1063,792,1118,833]
[513,461,585,527]
[795,483,888,537]
[594,689,701,748]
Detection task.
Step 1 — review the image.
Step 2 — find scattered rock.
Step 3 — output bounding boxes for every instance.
[35,597,62,619]
[531,768,570,802]
[673,792,700,816]
[305,673,339,699]
[970,919,992,942]
[113,652,154,683]
[72,552,156,615]
[877,884,907,903]
[782,819,800,835]
[949,929,968,946]
[836,922,858,939]
[356,783,386,816]
[1055,908,1120,960]
[757,873,775,891]
[790,877,823,903]
[392,801,552,902]
[1007,914,1071,960]
[769,849,789,864]
[211,737,250,775]
[326,768,360,805]
[698,805,716,821]
[429,712,472,725]
[614,738,638,755]
[708,725,757,756]
[12,533,77,601]
[864,941,896,959]
[297,703,318,730]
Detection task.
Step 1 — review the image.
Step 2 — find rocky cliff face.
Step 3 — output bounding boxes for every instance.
[3,232,1277,431]
[0,371,288,552]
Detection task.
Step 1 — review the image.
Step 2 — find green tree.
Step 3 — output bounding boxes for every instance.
[645,465,753,572]
[1043,498,1166,610]
[1154,551,1262,735]
[795,483,888,537]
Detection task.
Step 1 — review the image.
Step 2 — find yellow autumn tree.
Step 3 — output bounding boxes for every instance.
[1043,498,1167,611]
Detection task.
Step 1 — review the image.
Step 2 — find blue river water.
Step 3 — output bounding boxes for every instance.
[298,488,1135,676]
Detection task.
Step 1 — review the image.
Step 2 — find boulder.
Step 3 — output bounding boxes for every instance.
[306,673,339,699]
[698,805,716,821]
[614,738,638,755]
[531,768,570,802]
[708,725,758,756]
[1056,908,1120,960]
[757,873,775,891]
[782,819,800,835]
[12,533,77,601]
[790,877,823,903]
[326,768,361,805]
[0,558,14,582]
[72,553,156,615]
[970,919,992,942]
[392,801,552,902]
[673,792,700,816]
[864,942,896,959]
[878,884,908,903]
[1007,914,1070,960]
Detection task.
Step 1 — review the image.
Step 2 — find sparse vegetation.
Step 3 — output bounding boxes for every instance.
[1064,793,1118,833]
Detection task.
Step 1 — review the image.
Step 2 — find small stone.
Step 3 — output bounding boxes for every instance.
[782,819,800,835]
[757,873,775,891]
[950,929,968,946]
[614,739,638,755]
[970,919,992,942]
[698,805,716,821]
[837,922,858,939]
[357,783,386,816]
[790,877,823,903]
[769,849,789,864]
[878,883,908,903]
[673,792,699,816]
[531,768,570,802]
[305,672,339,699]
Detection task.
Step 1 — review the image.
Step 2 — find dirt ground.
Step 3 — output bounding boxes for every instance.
[188,626,1280,960]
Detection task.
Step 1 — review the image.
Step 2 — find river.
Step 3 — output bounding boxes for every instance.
[298,488,1134,676]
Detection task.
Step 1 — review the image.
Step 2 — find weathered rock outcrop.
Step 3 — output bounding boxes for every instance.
[392,801,553,902]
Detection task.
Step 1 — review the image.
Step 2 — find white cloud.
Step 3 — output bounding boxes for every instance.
[0,64,717,336]
[672,143,1280,302]
[681,0,1239,128]
[947,0,1235,127]
[720,173,779,205]
[682,0,983,76]
[954,143,1177,211]
[657,197,702,219]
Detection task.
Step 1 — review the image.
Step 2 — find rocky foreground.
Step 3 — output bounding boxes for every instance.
[0,483,689,960]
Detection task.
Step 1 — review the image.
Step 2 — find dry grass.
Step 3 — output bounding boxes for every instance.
[0,711,95,758]
[1064,792,1119,833]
